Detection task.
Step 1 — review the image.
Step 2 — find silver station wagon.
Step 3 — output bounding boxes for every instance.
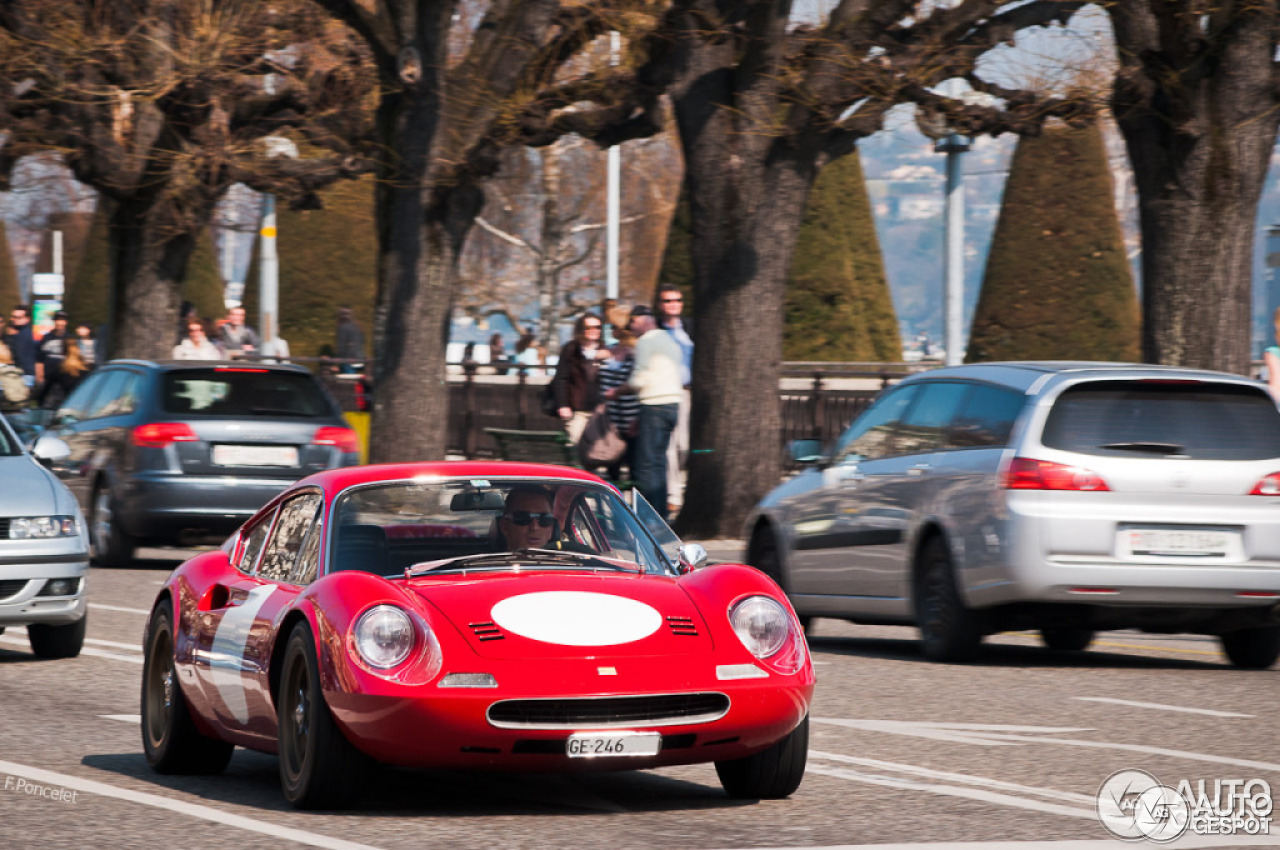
[744,362,1280,668]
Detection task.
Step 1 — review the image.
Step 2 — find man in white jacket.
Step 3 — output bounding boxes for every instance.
[609,305,683,519]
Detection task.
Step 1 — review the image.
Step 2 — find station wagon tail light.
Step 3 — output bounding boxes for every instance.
[728,595,807,675]
[1248,473,1280,496]
[313,426,360,454]
[132,422,199,448]
[1002,457,1110,491]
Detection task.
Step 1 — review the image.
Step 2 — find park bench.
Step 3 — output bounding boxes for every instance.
[483,426,581,467]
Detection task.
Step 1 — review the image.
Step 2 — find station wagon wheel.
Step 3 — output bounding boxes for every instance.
[715,714,809,799]
[90,483,135,567]
[1219,626,1280,670]
[916,537,983,663]
[141,603,234,774]
[1040,628,1095,652]
[277,621,368,809]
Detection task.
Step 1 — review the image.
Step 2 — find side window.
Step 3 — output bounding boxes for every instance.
[288,508,325,586]
[832,384,920,463]
[80,371,130,420]
[236,511,276,575]
[894,382,972,455]
[97,372,144,417]
[257,494,323,582]
[57,371,109,422]
[949,384,1026,448]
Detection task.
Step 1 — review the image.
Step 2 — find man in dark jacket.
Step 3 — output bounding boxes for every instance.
[334,306,366,374]
[4,305,37,386]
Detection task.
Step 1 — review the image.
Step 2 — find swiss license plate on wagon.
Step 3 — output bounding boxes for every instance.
[212,444,298,467]
[1121,527,1233,558]
[566,731,661,758]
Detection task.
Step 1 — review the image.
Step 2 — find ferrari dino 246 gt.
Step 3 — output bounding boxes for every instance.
[141,462,815,808]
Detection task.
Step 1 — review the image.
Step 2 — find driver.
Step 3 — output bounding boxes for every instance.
[497,485,557,550]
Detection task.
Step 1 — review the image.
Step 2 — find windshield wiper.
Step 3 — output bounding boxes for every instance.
[1099,441,1187,455]
[406,548,640,577]
[247,407,309,416]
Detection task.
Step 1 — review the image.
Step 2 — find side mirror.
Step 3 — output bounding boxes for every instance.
[31,434,71,465]
[675,543,708,574]
[788,438,824,465]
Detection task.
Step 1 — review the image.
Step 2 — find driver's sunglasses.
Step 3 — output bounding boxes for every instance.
[506,511,555,527]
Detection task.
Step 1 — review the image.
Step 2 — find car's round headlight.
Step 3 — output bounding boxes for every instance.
[352,605,414,669]
[728,595,791,659]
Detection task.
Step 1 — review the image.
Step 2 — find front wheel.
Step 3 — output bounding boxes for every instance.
[90,484,135,567]
[277,621,369,809]
[1220,626,1280,669]
[141,604,234,774]
[28,616,86,659]
[715,715,808,799]
[916,537,983,663]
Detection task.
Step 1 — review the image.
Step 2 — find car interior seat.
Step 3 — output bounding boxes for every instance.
[332,523,389,575]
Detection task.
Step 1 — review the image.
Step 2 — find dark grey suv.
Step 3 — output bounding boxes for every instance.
[45,360,360,565]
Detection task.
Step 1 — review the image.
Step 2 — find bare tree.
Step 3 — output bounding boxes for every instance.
[0,1,374,358]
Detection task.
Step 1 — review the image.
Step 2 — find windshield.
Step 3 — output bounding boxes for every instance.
[328,478,677,577]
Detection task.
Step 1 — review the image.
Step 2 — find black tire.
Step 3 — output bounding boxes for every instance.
[715,715,809,799]
[141,604,234,774]
[277,621,369,809]
[1220,626,1280,670]
[28,616,86,659]
[916,536,983,663]
[750,529,811,633]
[90,483,135,567]
[1040,628,1095,652]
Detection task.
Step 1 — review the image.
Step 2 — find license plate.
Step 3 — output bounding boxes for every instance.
[565,731,661,758]
[1122,527,1232,558]
[212,444,298,467]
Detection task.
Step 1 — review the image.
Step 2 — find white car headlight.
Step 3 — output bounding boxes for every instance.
[352,605,415,669]
[9,516,77,539]
[729,595,791,659]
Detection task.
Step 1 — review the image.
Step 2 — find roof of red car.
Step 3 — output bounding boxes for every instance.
[298,461,606,491]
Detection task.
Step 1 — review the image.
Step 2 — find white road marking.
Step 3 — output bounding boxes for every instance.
[98,714,141,724]
[727,839,1280,849]
[0,634,142,665]
[0,758,382,850]
[1074,697,1252,718]
[88,603,151,615]
[815,718,1280,773]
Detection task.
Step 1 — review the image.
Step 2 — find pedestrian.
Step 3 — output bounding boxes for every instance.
[40,337,88,407]
[488,332,508,375]
[0,341,31,410]
[514,330,542,374]
[74,322,98,372]
[35,310,70,407]
[1266,306,1280,401]
[656,283,693,516]
[4,305,37,387]
[217,306,260,359]
[550,313,608,444]
[334,306,365,374]
[613,304,682,519]
[173,319,223,360]
[597,316,640,482]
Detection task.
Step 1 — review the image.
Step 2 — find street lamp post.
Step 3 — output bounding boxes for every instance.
[937,132,971,366]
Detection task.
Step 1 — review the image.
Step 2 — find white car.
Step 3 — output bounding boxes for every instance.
[0,415,89,658]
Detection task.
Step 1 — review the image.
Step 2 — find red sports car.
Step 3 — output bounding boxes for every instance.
[140,462,815,809]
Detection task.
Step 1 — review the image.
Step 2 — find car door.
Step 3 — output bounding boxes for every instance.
[189,492,322,746]
[786,383,921,599]
[45,369,117,505]
[54,368,146,508]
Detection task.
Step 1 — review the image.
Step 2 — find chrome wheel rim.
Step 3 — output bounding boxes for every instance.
[144,625,173,749]
[91,490,113,557]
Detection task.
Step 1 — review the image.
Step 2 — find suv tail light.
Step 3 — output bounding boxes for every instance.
[1002,457,1110,491]
[313,426,360,454]
[1249,473,1280,495]
[133,422,199,448]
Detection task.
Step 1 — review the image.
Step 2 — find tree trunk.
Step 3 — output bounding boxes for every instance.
[107,198,197,360]
[1109,5,1280,373]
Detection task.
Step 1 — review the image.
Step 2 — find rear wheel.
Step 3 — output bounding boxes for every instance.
[90,484,135,567]
[1040,628,1095,652]
[1220,626,1280,669]
[141,604,234,774]
[715,715,809,799]
[278,621,369,809]
[916,537,983,663]
[28,616,86,659]
[750,528,811,633]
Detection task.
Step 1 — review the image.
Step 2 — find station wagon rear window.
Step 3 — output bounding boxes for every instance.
[1041,381,1280,460]
[162,369,332,417]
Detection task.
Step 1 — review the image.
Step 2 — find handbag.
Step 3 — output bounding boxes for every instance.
[577,405,627,465]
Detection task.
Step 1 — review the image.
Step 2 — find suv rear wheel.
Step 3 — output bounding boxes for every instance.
[91,483,136,567]
[916,537,983,663]
[1220,626,1280,669]
[1040,628,1095,652]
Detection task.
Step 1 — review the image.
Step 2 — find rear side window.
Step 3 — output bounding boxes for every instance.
[893,382,971,455]
[949,384,1025,448]
[1041,381,1280,460]
[162,370,332,417]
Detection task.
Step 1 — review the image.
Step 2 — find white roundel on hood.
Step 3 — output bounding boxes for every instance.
[490,591,663,646]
